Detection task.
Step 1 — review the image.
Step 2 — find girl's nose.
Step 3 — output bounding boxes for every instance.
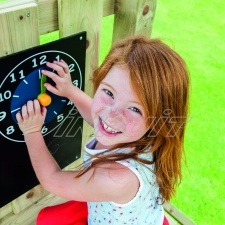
[108,106,125,121]
[108,109,117,118]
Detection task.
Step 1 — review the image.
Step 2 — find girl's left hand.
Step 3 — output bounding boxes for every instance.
[16,99,47,135]
[41,59,74,99]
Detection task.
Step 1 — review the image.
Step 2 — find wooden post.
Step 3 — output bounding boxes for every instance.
[58,0,103,152]
[112,0,157,44]
[164,202,196,225]
[0,0,40,215]
[0,0,39,57]
[0,0,45,222]
[38,0,59,34]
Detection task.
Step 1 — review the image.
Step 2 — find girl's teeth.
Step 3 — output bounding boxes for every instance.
[101,118,120,133]
[103,123,108,130]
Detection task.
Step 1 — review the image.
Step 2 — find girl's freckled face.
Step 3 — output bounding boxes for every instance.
[91,65,148,148]
[100,96,111,106]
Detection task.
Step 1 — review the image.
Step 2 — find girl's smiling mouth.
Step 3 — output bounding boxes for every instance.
[99,117,122,135]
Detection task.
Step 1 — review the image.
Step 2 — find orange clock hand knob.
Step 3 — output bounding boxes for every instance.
[37,73,52,107]
[37,93,52,106]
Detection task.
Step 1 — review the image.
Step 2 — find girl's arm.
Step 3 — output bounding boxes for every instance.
[16,100,139,203]
[42,60,93,126]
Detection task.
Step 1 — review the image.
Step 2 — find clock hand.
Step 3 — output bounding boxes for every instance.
[37,73,52,106]
[40,72,47,94]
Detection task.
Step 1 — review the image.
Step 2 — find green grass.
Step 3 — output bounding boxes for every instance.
[40,1,225,224]
[150,1,225,224]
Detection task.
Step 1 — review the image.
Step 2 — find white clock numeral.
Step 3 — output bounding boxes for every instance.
[9,73,16,83]
[0,90,11,102]
[0,111,6,121]
[9,70,25,84]
[67,100,73,106]
[41,126,48,134]
[73,80,78,87]
[40,55,47,65]
[19,70,25,79]
[57,114,64,123]
[6,126,15,135]
[32,55,47,68]
[55,55,60,61]
[32,58,38,67]
[69,64,75,72]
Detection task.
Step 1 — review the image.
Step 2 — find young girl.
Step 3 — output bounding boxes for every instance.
[16,36,189,225]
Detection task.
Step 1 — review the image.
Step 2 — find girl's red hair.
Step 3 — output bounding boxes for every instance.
[78,36,189,202]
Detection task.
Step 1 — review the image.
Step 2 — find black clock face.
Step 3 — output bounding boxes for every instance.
[1,50,82,142]
[0,32,86,207]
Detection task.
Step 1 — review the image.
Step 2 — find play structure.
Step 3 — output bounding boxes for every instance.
[0,0,195,224]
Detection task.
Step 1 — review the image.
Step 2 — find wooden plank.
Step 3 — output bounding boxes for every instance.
[38,0,59,34]
[164,202,196,225]
[0,0,40,217]
[0,0,35,9]
[11,187,48,214]
[1,191,52,220]
[0,0,39,57]
[0,203,13,220]
[28,0,114,35]
[165,211,181,225]
[0,193,66,225]
[0,0,115,36]
[103,0,115,17]
[0,0,37,219]
[58,0,103,148]
[112,0,157,44]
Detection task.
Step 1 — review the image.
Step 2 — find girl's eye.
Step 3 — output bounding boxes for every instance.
[130,107,142,115]
[104,89,114,99]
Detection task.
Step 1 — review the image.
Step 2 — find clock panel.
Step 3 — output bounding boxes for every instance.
[0,32,86,207]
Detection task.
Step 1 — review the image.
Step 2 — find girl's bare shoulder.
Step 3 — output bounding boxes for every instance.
[89,161,140,204]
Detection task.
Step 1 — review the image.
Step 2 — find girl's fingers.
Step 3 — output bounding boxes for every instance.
[27,100,35,116]
[46,61,69,77]
[20,100,37,120]
[41,69,58,80]
[21,104,28,119]
[33,99,47,117]
[44,82,60,96]
[41,106,47,118]
[33,99,41,114]
[16,111,23,123]
[47,63,64,77]
[53,60,69,73]
[60,59,66,63]
[41,71,61,94]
